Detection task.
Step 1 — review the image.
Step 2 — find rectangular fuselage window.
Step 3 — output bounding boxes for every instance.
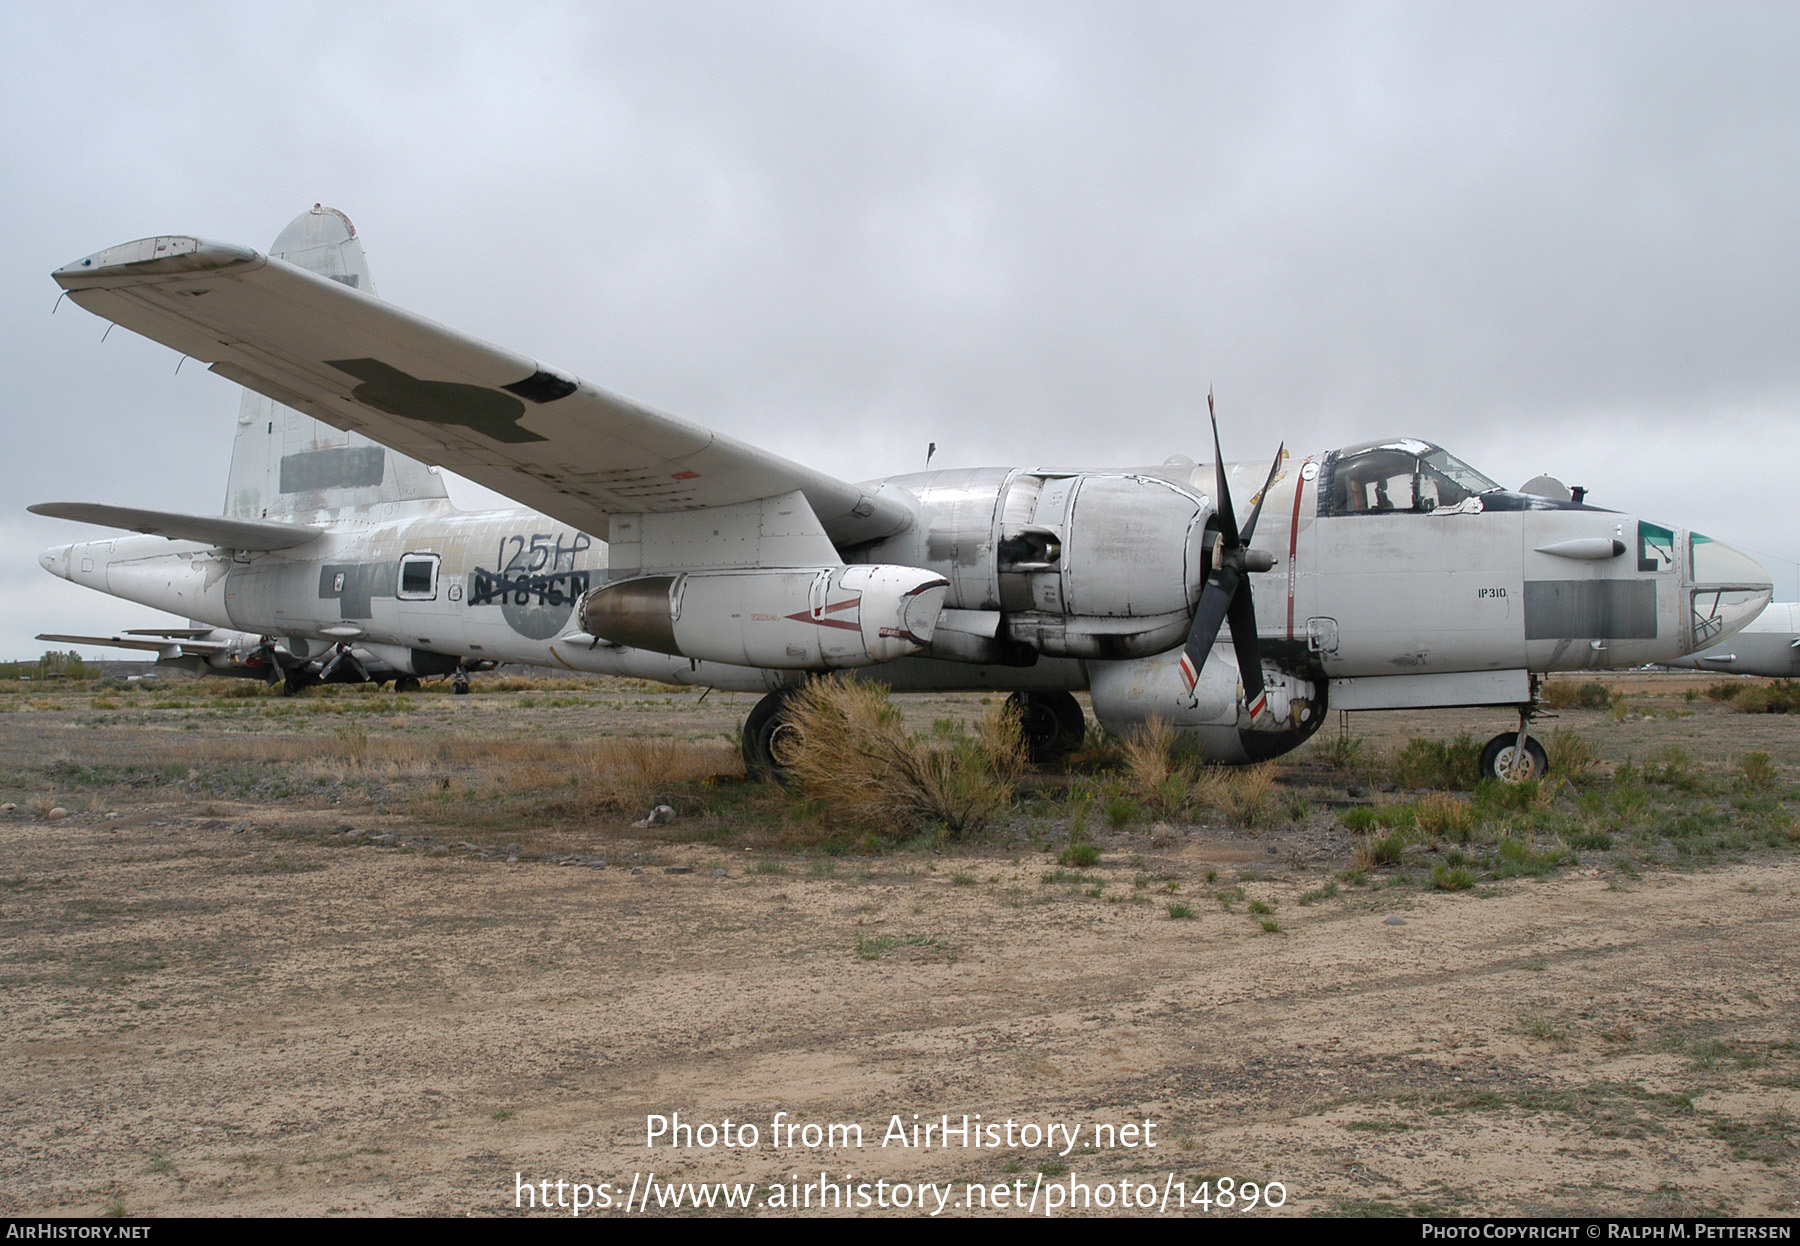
[398,554,440,601]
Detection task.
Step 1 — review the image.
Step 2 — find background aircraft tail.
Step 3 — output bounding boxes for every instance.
[222,205,450,523]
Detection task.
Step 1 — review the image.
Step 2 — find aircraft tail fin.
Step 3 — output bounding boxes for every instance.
[223,205,450,523]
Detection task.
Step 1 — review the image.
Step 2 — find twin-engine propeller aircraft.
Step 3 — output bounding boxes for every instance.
[37,207,1772,781]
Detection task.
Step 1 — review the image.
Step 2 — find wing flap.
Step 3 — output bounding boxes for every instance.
[30,502,323,550]
[54,237,915,546]
[608,490,843,575]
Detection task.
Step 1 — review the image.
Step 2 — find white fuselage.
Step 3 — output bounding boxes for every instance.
[40,449,1772,765]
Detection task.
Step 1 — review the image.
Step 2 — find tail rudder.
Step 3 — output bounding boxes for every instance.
[223,206,449,522]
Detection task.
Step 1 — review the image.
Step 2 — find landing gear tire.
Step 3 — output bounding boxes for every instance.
[742,688,801,782]
[1480,732,1549,783]
[1008,690,1085,764]
[394,676,421,693]
[281,676,307,697]
[451,679,470,695]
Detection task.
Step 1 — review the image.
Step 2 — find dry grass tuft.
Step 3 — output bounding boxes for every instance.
[779,677,1025,836]
[574,737,734,812]
[1192,762,1279,829]
[1414,791,1472,841]
[1121,717,1195,817]
[1545,727,1600,784]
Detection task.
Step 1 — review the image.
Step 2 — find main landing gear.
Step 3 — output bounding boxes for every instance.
[742,687,801,780]
[738,686,1090,781]
[1007,690,1085,763]
[1480,698,1549,783]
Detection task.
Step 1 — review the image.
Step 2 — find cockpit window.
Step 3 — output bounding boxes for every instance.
[1319,443,1502,517]
[1421,449,1501,502]
[1638,522,1676,573]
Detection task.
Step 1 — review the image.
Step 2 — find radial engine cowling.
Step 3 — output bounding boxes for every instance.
[577,565,949,670]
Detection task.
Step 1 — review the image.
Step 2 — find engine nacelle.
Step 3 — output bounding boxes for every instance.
[1088,646,1326,764]
[578,565,949,670]
[852,468,1210,661]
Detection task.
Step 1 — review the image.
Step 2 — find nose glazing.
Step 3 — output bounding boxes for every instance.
[1684,533,1772,654]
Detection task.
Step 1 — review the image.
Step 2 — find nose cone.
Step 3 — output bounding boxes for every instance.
[1688,534,1772,653]
[38,544,71,580]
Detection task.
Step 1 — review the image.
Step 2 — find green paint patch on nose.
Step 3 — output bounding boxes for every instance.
[326,357,548,444]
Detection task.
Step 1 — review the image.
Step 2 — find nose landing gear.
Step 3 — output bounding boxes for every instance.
[1480,692,1549,783]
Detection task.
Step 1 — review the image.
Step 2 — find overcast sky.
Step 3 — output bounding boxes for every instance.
[4,1,1799,658]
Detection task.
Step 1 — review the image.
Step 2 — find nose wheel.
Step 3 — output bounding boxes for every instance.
[1480,732,1549,782]
[1480,695,1551,783]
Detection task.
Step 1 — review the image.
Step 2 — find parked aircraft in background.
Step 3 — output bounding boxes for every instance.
[36,207,1772,781]
[32,623,438,690]
[1667,602,1800,678]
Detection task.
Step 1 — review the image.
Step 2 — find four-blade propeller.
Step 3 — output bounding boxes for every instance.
[1178,390,1284,720]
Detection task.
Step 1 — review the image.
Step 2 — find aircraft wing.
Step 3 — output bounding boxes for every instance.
[52,236,915,547]
[37,632,236,655]
[28,503,323,550]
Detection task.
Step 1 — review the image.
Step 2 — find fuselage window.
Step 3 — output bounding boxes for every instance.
[398,553,440,601]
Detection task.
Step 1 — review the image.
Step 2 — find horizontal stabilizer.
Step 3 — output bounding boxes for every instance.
[29,503,323,550]
[36,632,234,654]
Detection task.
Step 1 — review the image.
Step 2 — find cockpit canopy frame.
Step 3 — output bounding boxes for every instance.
[1318,439,1504,518]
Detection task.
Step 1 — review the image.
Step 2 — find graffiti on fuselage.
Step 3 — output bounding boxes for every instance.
[468,531,594,640]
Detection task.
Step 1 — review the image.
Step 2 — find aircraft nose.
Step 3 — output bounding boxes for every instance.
[38,545,70,579]
[1686,534,1772,653]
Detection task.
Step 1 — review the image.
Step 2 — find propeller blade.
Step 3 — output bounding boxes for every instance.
[1178,567,1238,692]
[1226,576,1268,715]
[1238,442,1286,546]
[1181,416,1287,712]
[1207,388,1240,548]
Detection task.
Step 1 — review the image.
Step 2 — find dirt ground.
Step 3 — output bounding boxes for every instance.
[1,673,1797,1217]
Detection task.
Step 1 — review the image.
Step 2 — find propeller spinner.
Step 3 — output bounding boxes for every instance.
[1178,391,1284,719]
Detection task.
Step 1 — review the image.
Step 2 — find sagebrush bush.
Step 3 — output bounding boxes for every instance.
[1389,735,1480,789]
[778,677,1026,836]
[1539,680,1612,711]
[1740,752,1778,790]
[1733,681,1800,714]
